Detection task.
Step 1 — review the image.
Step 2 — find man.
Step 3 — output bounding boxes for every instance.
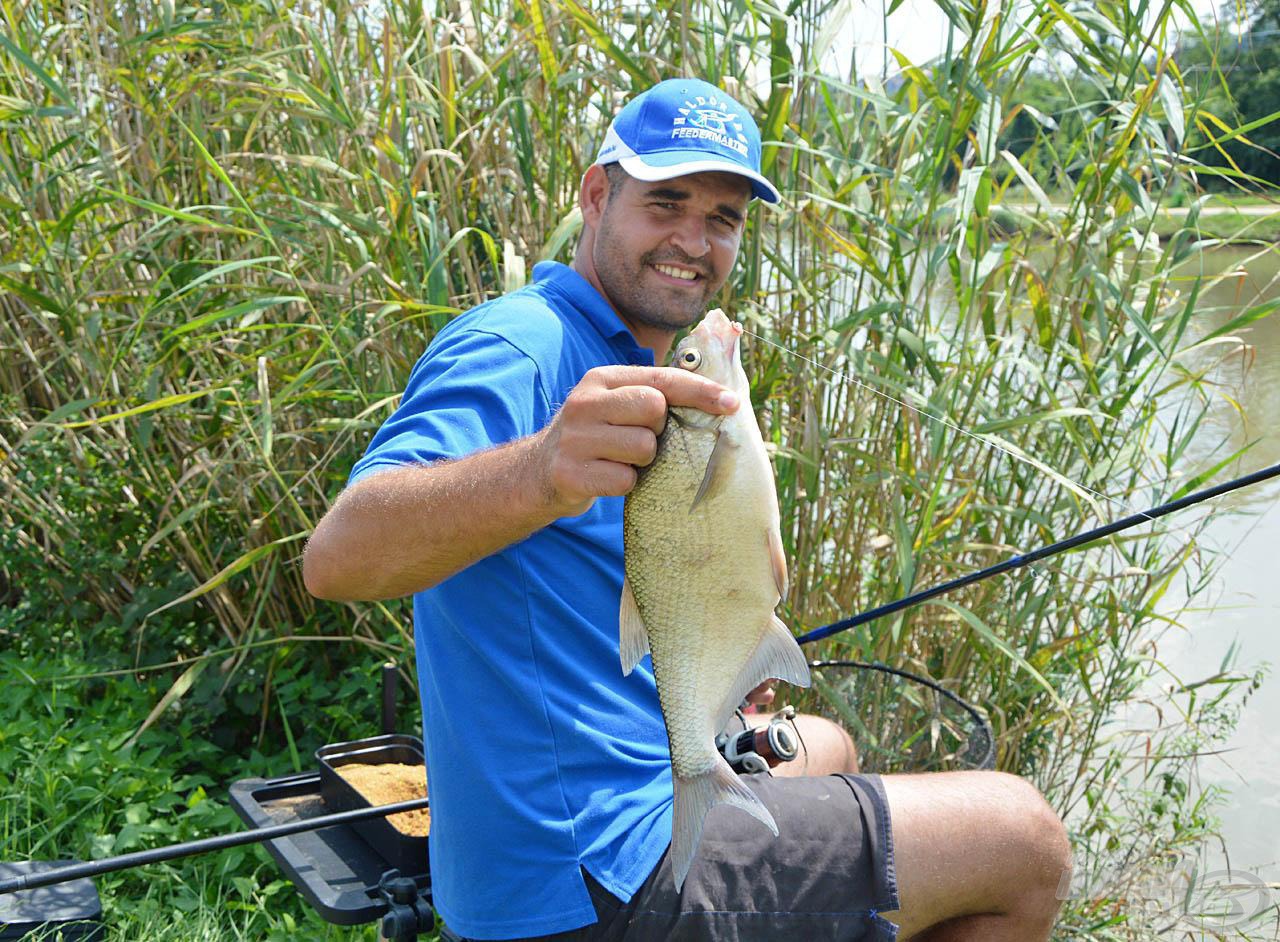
[304,78,1071,941]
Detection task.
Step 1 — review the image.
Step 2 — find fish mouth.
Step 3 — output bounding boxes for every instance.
[692,308,743,356]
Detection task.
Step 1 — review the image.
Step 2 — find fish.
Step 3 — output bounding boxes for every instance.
[620,307,811,891]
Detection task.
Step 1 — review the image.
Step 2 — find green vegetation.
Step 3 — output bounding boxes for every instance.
[1,0,1276,938]
[0,650,399,939]
[1175,0,1280,188]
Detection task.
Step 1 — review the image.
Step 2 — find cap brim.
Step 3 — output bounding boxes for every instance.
[618,153,782,205]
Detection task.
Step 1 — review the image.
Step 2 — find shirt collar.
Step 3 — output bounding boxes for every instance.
[532,261,655,367]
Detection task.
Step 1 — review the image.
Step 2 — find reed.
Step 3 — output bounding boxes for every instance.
[2,0,1274,935]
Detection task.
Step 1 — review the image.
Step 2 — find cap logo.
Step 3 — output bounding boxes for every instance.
[671,94,749,157]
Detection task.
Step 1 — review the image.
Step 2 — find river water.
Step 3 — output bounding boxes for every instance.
[1157,244,1280,926]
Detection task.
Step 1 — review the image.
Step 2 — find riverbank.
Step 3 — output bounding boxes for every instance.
[1153,202,1280,242]
[990,198,1280,242]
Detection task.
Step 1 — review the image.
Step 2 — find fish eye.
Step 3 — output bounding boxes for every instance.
[679,349,702,370]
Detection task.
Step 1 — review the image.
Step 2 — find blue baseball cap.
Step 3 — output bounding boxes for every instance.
[594,78,781,204]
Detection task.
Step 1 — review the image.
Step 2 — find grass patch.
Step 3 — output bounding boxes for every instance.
[0,649,422,939]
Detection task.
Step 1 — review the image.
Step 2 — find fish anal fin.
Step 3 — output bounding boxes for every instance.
[689,428,735,513]
[767,527,788,599]
[711,614,812,736]
[619,577,650,676]
[671,758,777,891]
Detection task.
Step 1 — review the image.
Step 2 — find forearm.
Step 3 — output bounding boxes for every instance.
[303,434,557,601]
[304,364,740,602]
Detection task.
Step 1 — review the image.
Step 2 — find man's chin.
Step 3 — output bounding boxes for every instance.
[625,304,705,332]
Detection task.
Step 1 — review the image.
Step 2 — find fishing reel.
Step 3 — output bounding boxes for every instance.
[716,706,800,774]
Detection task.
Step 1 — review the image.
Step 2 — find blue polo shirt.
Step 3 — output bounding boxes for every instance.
[349,262,669,939]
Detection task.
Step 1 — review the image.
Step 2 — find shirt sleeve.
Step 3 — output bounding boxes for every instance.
[348,326,551,486]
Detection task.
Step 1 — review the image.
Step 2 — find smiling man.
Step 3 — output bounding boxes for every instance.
[303,78,1071,941]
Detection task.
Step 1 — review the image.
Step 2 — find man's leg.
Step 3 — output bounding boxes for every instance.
[879,771,1072,941]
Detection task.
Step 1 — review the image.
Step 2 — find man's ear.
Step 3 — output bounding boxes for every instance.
[579,164,611,229]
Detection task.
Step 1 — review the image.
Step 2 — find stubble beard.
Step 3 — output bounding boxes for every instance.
[592,209,719,332]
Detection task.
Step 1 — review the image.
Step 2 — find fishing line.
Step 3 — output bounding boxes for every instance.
[742,327,1129,517]
[742,326,1228,591]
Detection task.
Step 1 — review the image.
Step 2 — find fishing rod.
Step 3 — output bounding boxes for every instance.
[0,797,430,896]
[797,459,1280,646]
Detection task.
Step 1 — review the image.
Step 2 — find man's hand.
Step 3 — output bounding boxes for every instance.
[533,365,740,517]
[745,680,777,708]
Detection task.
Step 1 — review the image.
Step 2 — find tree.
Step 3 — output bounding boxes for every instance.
[1178,4,1280,187]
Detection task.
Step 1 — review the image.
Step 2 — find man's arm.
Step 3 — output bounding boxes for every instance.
[302,365,740,601]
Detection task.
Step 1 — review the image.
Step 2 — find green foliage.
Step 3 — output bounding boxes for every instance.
[1176,3,1280,187]
[0,651,406,939]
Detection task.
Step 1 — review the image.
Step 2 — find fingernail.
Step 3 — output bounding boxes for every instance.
[718,391,739,411]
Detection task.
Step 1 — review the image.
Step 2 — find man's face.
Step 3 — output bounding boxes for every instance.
[591,169,751,332]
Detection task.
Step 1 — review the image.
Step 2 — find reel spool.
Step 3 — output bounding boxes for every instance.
[716,706,800,774]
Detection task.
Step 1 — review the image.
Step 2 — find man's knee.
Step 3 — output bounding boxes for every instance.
[881,770,1071,938]
[801,713,858,774]
[990,772,1072,911]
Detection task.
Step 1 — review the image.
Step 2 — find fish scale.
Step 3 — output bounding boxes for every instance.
[619,308,811,891]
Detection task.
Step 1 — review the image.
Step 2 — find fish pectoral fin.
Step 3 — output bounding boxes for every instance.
[712,614,813,736]
[767,528,788,599]
[688,426,735,513]
[619,577,651,676]
[671,759,777,891]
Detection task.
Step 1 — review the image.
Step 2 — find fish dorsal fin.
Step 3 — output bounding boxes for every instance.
[711,614,812,737]
[689,425,735,513]
[767,528,788,599]
[619,576,650,676]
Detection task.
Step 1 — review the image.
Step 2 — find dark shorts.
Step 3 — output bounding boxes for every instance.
[458,772,898,942]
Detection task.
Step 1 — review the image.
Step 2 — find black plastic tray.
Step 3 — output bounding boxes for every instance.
[228,772,428,926]
[316,734,430,876]
[0,861,103,940]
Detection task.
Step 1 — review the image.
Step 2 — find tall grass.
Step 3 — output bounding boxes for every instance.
[2,0,1276,936]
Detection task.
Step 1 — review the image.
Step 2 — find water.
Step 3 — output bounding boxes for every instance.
[1159,244,1280,924]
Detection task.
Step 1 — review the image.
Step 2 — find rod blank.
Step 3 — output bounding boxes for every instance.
[0,797,430,896]
[798,460,1280,646]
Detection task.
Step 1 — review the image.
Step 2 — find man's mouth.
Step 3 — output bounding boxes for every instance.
[650,262,704,283]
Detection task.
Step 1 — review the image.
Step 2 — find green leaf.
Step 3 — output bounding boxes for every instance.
[0,32,73,107]
[1157,73,1184,146]
[1000,149,1054,214]
[1191,298,1280,348]
[145,533,307,620]
[59,389,220,428]
[158,256,282,305]
[1168,444,1253,502]
[928,599,1072,718]
[121,660,208,751]
[973,407,1098,435]
[163,296,304,342]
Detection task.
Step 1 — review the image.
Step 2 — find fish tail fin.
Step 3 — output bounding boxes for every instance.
[670,759,777,891]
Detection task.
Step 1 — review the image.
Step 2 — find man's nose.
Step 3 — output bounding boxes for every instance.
[667,214,710,257]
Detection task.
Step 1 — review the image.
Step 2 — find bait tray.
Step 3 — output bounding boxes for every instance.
[228,771,430,925]
[316,734,430,876]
